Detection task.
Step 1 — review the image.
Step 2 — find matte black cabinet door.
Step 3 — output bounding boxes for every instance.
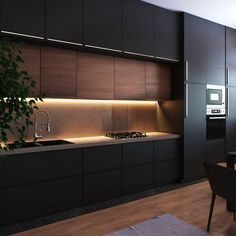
[207,21,225,68]
[84,169,121,204]
[46,0,83,44]
[0,176,82,227]
[184,13,206,84]
[84,0,122,50]
[0,149,82,188]
[0,0,44,37]
[123,164,154,194]
[226,87,236,152]
[184,83,206,181]
[123,0,154,56]
[155,7,180,61]
[154,139,180,161]
[123,142,154,167]
[206,139,225,163]
[226,27,236,86]
[83,145,122,173]
[155,160,180,186]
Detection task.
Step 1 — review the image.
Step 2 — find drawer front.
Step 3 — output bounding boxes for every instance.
[155,160,180,186]
[0,149,82,188]
[123,164,154,194]
[84,145,122,173]
[84,169,121,203]
[123,142,154,167]
[154,139,180,161]
[0,176,82,227]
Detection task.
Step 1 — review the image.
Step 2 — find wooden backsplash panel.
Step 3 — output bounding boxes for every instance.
[41,47,77,97]
[19,44,41,96]
[146,62,171,100]
[77,52,115,99]
[115,57,146,100]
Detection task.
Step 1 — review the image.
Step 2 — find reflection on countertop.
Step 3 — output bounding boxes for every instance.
[0,132,180,156]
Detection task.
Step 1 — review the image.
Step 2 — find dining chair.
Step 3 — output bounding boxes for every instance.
[204,162,236,232]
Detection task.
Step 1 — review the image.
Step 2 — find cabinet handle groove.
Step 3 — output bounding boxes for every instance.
[47,38,82,46]
[185,61,189,81]
[155,56,179,62]
[226,67,230,86]
[185,83,189,118]
[227,87,230,117]
[1,30,44,40]
[85,44,122,53]
[124,51,154,58]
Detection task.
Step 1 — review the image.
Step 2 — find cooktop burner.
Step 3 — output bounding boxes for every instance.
[105,132,147,139]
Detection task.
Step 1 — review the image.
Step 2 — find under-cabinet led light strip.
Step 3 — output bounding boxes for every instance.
[1,30,44,40]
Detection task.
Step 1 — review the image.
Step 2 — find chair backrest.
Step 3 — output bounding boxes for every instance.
[204,162,236,202]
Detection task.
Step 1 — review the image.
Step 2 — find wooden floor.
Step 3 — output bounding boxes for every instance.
[14,181,236,236]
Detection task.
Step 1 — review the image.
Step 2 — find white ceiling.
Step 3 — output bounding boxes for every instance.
[143,0,236,29]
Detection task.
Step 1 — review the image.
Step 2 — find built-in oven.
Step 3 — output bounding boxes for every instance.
[206,115,226,140]
[206,84,225,115]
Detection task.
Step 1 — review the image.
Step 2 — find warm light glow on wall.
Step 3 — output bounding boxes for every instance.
[27,98,158,105]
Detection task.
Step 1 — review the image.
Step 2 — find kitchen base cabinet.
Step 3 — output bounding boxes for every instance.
[206,139,225,163]
[155,160,180,186]
[0,176,82,227]
[84,169,121,204]
[123,164,154,194]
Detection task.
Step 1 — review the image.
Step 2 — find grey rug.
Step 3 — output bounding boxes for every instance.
[107,214,209,236]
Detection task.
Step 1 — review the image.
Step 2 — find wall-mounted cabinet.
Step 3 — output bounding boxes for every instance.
[46,0,83,45]
[84,0,122,51]
[0,0,44,38]
[123,0,154,57]
[155,7,180,61]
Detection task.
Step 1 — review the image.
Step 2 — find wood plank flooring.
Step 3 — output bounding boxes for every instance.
[14,181,236,236]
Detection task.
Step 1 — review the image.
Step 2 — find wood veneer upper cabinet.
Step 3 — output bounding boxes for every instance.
[46,0,83,44]
[226,27,236,86]
[19,44,41,97]
[0,0,44,38]
[155,7,180,61]
[123,0,154,57]
[146,62,171,101]
[184,13,207,84]
[84,0,122,51]
[77,52,115,99]
[41,47,77,98]
[115,58,146,100]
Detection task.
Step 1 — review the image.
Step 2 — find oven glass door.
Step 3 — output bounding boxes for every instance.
[207,89,223,105]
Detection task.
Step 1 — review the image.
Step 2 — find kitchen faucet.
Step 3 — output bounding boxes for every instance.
[33,110,51,142]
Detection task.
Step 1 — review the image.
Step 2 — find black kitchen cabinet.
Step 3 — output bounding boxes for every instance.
[0,176,82,227]
[0,149,82,188]
[207,21,225,68]
[84,0,122,51]
[226,87,236,152]
[206,139,225,163]
[123,0,154,57]
[46,0,83,44]
[155,160,180,186]
[0,0,44,38]
[154,139,180,161]
[226,27,236,86]
[123,164,154,194]
[184,13,207,84]
[122,142,154,167]
[206,21,225,85]
[84,169,121,203]
[155,7,180,61]
[83,145,122,173]
[184,83,206,181]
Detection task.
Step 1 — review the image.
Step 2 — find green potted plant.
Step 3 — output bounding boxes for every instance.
[0,39,42,150]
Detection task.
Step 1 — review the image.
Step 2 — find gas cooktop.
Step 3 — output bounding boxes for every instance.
[105,132,147,139]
